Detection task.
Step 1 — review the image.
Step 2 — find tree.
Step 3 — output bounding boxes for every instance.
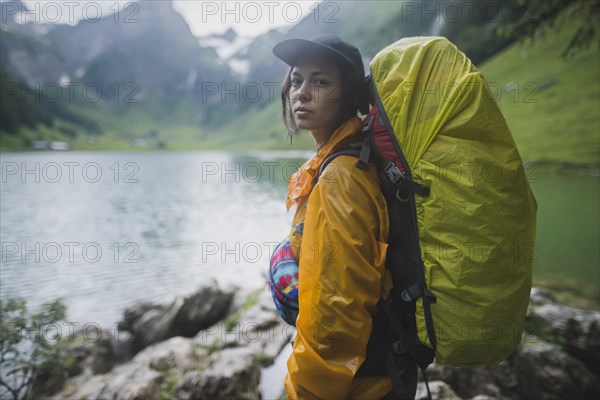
[501,0,600,58]
[0,299,66,400]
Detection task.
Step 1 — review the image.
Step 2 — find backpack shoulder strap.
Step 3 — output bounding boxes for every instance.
[314,145,363,187]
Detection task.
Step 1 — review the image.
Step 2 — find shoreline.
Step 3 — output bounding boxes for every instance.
[1,147,599,175]
[21,285,599,399]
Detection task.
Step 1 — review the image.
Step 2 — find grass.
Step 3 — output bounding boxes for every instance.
[224,314,239,332]
[158,373,181,400]
[523,317,567,350]
[211,12,600,158]
[223,287,265,333]
[478,21,600,165]
[194,340,222,355]
[240,287,264,311]
[210,102,315,151]
[254,351,280,368]
[219,10,600,160]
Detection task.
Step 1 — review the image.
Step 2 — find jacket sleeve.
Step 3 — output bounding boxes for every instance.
[285,156,389,399]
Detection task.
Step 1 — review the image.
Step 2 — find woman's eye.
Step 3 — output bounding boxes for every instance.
[290,79,302,87]
[313,79,330,87]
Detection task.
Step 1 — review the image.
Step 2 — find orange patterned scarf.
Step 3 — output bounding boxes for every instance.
[286,116,363,211]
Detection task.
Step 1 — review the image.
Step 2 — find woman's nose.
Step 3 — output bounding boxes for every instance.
[297,81,312,102]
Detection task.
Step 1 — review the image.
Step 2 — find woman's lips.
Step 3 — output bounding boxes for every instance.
[294,107,313,119]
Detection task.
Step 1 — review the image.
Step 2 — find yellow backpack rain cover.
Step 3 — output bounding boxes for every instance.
[369,37,538,366]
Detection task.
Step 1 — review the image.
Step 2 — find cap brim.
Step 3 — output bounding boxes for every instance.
[273,38,353,70]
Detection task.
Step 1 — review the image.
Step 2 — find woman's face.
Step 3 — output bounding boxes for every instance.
[289,54,344,144]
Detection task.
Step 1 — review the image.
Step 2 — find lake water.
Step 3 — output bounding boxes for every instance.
[1,151,598,330]
[0,151,310,328]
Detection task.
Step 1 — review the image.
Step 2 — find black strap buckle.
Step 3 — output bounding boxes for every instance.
[385,161,431,198]
[401,284,422,302]
[384,161,406,186]
[402,284,437,304]
[393,341,408,354]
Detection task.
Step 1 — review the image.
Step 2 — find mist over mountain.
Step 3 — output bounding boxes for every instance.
[0,0,562,150]
[230,0,518,110]
[1,0,64,85]
[48,1,232,99]
[2,0,236,119]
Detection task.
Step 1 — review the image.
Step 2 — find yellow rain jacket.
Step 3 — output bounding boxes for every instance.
[284,116,398,399]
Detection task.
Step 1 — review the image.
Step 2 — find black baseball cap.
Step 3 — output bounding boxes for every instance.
[273,35,366,80]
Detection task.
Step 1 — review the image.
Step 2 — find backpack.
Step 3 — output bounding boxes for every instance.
[318,36,537,396]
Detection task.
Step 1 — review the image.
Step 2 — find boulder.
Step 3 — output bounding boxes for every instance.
[193,288,293,366]
[172,286,235,337]
[176,347,261,400]
[112,330,137,363]
[415,381,462,400]
[526,301,600,373]
[118,286,234,352]
[129,296,184,350]
[529,287,558,306]
[510,337,598,399]
[118,301,164,332]
[63,327,116,376]
[425,337,599,399]
[31,327,117,397]
[46,287,267,400]
[51,336,208,400]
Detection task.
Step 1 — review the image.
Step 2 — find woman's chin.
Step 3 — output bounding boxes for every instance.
[295,121,312,131]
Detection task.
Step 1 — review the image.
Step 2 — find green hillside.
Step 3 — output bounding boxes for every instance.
[2,1,597,159]
[225,18,599,167]
[208,101,314,150]
[479,23,599,165]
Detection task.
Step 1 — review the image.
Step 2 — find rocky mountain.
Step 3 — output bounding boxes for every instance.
[2,0,232,95]
[0,0,236,138]
[0,0,527,148]
[1,1,64,86]
[46,0,231,101]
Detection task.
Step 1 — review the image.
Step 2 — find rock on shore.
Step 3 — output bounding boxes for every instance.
[117,286,235,351]
[422,287,599,400]
[45,286,291,399]
[39,286,598,400]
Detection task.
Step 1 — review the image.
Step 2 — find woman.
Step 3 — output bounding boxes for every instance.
[270,35,417,399]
